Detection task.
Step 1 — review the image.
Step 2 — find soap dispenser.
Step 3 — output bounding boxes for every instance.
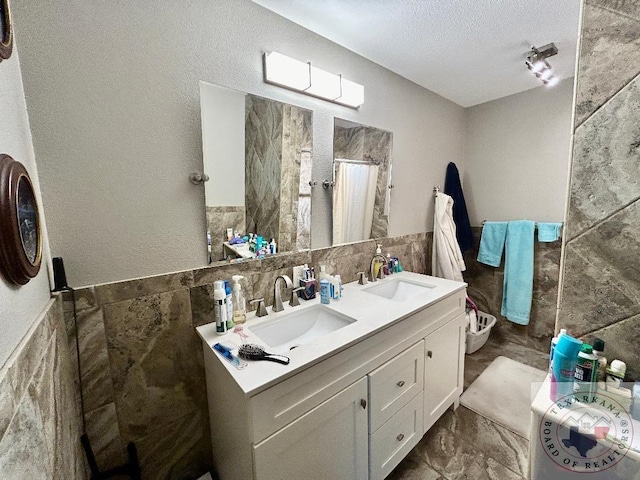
[232,275,247,325]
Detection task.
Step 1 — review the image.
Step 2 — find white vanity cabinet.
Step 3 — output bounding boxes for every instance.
[200,281,466,480]
[253,377,369,479]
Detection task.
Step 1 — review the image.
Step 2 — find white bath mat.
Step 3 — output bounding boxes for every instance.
[460,356,547,439]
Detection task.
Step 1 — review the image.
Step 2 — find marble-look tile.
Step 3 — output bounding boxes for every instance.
[245,94,283,244]
[392,406,527,480]
[31,326,85,478]
[85,402,127,470]
[387,453,447,480]
[63,287,98,312]
[7,310,53,403]
[558,201,640,335]
[251,267,293,308]
[190,275,256,327]
[575,3,640,126]
[102,289,206,442]
[134,409,212,480]
[580,312,640,381]
[94,271,194,306]
[77,307,115,412]
[334,124,364,160]
[0,385,53,479]
[260,250,312,272]
[568,75,640,238]
[0,372,15,443]
[193,258,262,287]
[589,0,640,21]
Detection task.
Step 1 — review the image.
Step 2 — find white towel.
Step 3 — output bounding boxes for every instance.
[432,193,466,282]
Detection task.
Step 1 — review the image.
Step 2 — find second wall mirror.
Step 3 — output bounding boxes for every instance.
[332,118,393,245]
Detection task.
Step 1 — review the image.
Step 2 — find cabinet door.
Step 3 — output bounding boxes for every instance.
[253,377,368,480]
[423,314,465,433]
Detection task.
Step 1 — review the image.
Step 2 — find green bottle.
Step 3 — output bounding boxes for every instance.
[574,344,598,398]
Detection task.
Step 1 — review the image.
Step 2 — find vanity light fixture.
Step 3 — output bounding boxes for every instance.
[525,43,559,86]
[263,51,364,108]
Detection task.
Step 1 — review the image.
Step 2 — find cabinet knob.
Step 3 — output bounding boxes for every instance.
[427,350,433,358]
[397,380,405,387]
[396,433,405,442]
[360,399,367,409]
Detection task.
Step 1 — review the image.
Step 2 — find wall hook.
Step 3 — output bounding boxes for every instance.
[322,180,335,189]
[189,172,210,185]
[308,180,317,188]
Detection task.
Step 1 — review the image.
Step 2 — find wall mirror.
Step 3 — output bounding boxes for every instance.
[0,0,13,61]
[200,81,313,263]
[332,118,393,245]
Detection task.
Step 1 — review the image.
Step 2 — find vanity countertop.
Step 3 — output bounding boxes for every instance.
[196,271,466,396]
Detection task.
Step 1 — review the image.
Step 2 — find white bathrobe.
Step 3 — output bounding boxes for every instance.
[432,193,466,282]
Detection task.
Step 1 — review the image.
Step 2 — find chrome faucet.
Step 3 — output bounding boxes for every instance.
[369,254,387,282]
[272,274,293,312]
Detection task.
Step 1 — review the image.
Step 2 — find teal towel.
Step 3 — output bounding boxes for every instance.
[537,222,562,242]
[501,220,535,325]
[477,222,508,267]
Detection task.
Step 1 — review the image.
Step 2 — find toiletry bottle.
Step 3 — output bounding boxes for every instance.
[574,344,598,398]
[269,238,277,254]
[329,275,340,300]
[385,253,392,276]
[549,328,567,373]
[335,275,343,298]
[213,281,228,335]
[224,280,234,329]
[320,279,330,304]
[592,338,607,382]
[232,275,247,325]
[374,244,383,278]
[606,359,626,387]
[550,333,582,401]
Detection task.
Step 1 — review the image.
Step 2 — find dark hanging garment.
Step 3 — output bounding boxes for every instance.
[444,162,474,252]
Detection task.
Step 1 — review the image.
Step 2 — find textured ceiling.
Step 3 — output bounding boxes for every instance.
[252,0,582,107]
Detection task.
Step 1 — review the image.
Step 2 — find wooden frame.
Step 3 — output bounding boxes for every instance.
[0,0,13,61]
[0,154,42,285]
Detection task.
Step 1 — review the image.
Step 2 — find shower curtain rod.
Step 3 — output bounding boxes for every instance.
[334,158,380,166]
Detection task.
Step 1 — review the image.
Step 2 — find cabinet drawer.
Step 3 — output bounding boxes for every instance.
[369,391,424,480]
[368,340,424,432]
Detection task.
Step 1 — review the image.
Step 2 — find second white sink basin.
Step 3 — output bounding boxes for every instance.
[363,278,435,302]
[250,304,357,352]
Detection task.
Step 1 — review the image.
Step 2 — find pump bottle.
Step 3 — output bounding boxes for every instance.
[232,275,247,325]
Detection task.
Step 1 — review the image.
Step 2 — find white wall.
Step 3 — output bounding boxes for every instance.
[0,47,52,368]
[200,82,245,206]
[463,79,574,225]
[12,0,465,287]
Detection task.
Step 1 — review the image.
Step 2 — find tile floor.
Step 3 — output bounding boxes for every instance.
[388,335,549,480]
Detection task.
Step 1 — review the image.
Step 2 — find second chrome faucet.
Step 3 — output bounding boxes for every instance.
[272,274,293,312]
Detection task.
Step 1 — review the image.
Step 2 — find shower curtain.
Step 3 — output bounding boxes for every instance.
[332,162,379,244]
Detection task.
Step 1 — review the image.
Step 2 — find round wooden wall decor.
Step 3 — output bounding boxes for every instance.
[0,154,42,285]
[0,0,13,61]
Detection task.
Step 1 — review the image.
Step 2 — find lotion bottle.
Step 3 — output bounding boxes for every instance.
[232,275,247,325]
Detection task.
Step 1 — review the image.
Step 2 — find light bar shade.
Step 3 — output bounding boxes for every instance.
[263,51,364,109]
[264,51,310,91]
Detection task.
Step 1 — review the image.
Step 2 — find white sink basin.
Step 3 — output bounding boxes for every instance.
[363,278,435,302]
[250,304,357,352]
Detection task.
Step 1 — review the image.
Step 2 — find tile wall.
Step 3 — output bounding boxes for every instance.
[558,0,640,381]
[462,227,562,353]
[0,295,86,478]
[64,232,431,479]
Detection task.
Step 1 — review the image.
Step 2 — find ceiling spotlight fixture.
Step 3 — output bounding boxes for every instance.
[525,43,559,86]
